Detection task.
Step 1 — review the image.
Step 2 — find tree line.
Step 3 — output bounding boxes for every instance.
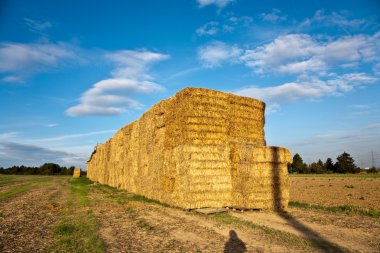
[0,163,80,175]
[290,152,378,174]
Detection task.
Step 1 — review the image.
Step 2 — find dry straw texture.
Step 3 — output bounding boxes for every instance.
[73,168,81,178]
[87,87,292,209]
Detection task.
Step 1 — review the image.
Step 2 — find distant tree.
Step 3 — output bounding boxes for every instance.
[40,163,61,175]
[324,158,335,172]
[68,166,75,175]
[310,160,325,174]
[291,153,305,173]
[367,167,378,173]
[335,152,359,173]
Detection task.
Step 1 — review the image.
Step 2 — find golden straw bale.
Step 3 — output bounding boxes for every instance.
[73,168,81,178]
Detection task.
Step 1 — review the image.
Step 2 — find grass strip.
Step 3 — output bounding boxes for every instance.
[0,179,51,201]
[49,177,105,253]
[0,183,35,201]
[289,201,379,218]
[93,183,170,207]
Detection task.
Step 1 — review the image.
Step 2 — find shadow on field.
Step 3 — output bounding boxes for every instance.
[271,147,346,253]
[224,230,247,253]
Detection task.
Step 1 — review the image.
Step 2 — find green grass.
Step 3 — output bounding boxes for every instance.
[289,201,379,218]
[49,177,105,253]
[209,212,347,252]
[93,183,171,207]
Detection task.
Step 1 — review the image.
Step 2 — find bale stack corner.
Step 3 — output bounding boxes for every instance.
[87,87,292,209]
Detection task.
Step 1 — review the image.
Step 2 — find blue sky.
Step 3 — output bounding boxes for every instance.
[1,0,379,169]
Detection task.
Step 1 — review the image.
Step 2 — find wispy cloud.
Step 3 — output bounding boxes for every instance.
[197,0,233,9]
[299,9,370,32]
[195,16,253,37]
[196,21,219,36]
[0,141,78,167]
[0,132,18,139]
[66,50,169,116]
[366,123,380,129]
[349,104,370,109]
[261,9,287,23]
[47,123,59,128]
[0,41,79,83]
[197,41,242,68]
[24,18,52,35]
[34,130,116,142]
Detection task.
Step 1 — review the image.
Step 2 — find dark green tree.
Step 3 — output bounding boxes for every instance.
[324,158,335,172]
[335,152,358,173]
[291,153,305,173]
[40,163,61,175]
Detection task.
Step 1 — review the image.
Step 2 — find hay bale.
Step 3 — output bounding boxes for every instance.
[87,87,292,209]
[73,168,81,178]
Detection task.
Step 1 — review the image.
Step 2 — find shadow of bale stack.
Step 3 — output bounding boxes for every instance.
[87,87,292,209]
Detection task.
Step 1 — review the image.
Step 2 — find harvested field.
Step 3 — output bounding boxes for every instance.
[290,174,380,211]
[0,174,379,252]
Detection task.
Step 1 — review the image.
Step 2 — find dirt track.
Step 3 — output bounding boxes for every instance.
[0,175,379,252]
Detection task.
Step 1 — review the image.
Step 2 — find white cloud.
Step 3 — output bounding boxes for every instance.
[47,123,59,127]
[66,50,169,116]
[0,42,78,82]
[241,33,380,75]
[196,21,219,36]
[198,41,242,68]
[261,9,287,23]
[234,73,376,106]
[197,0,233,8]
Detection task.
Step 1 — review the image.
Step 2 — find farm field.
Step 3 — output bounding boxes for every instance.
[290,174,380,211]
[0,174,379,252]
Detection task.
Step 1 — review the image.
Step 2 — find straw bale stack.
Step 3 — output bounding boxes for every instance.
[87,87,292,209]
[73,168,81,178]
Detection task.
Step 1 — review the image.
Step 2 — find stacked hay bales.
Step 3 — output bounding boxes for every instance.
[73,168,81,178]
[87,87,292,209]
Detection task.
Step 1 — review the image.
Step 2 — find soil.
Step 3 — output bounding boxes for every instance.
[0,177,68,253]
[290,176,380,210]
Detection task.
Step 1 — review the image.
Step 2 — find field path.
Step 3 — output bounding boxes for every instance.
[88,183,356,252]
[0,176,69,253]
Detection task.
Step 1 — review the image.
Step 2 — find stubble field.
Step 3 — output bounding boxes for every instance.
[0,174,379,252]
